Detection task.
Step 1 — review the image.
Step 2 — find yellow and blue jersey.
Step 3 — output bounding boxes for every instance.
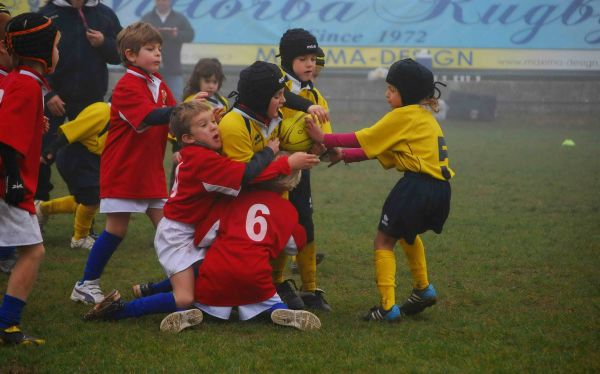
[355,105,454,181]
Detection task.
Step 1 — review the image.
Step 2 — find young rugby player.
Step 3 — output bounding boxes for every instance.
[183,58,229,109]
[275,28,333,311]
[0,12,59,345]
[84,101,318,328]
[37,102,110,250]
[185,169,321,331]
[70,22,178,304]
[305,58,453,321]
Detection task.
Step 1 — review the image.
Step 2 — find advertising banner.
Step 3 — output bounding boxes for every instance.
[12,0,600,71]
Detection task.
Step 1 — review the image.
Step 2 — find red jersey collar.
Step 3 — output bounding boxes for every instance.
[17,65,50,90]
[126,65,163,83]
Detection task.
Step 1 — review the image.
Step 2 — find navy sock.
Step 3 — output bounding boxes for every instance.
[0,247,16,260]
[113,292,177,320]
[0,294,26,328]
[148,278,173,294]
[81,230,122,282]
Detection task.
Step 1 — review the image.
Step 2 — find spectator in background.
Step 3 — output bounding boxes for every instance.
[141,0,195,101]
[37,0,122,203]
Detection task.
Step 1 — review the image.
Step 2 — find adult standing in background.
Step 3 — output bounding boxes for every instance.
[141,0,195,101]
[36,0,122,202]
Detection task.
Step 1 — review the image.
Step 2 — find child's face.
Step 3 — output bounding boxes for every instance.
[199,74,219,96]
[267,88,286,119]
[292,54,316,82]
[48,32,61,74]
[385,84,403,109]
[127,42,162,74]
[182,110,221,151]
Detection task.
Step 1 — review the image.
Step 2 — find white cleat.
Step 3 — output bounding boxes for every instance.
[270,309,321,331]
[70,236,95,250]
[160,309,204,333]
[70,279,104,304]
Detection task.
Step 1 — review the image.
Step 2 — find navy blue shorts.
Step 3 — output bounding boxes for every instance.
[288,169,314,243]
[56,143,100,205]
[378,172,451,244]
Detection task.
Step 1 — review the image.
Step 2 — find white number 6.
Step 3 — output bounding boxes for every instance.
[246,204,270,241]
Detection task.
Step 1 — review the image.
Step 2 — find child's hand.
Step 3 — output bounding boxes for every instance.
[193,91,209,101]
[304,115,325,143]
[212,107,225,123]
[172,151,181,163]
[287,152,320,170]
[309,141,326,156]
[267,138,280,154]
[307,104,329,124]
[326,148,344,168]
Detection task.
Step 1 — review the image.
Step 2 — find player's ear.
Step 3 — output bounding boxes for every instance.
[181,133,195,145]
[124,49,137,64]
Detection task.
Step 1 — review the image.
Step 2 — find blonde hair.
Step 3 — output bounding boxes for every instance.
[253,156,301,193]
[117,22,162,66]
[170,100,213,145]
[420,97,440,113]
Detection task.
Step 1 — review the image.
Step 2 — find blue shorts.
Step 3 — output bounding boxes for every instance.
[378,172,451,244]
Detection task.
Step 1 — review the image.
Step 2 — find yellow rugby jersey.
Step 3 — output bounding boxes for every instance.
[58,102,109,156]
[219,108,282,162]
[355,105,454,181]
[280,69,332,135]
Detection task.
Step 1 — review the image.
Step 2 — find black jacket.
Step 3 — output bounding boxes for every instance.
[140,9,195,75]
[39,2,122,104]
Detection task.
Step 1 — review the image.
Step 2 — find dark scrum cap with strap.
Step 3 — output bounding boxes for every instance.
[237,61,287,118]
[5,12,58,73]
[386,58,435,105]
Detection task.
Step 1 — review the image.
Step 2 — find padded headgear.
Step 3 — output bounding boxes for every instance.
[386,58,434,105]
[237,61,287,118]
[278,28,318,73]
[5,12,58,73]
[315,47,325,67]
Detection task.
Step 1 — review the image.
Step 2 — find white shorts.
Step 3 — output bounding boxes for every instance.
[0,199,43,247]
[194,294,283,321]
[99,198,167,214]
[154,217,206,278]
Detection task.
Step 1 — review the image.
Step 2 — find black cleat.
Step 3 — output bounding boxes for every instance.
[0,325,45,345]
[275,279,305,310]
[300,289,332,312]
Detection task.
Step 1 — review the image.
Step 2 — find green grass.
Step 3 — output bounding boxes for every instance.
[2,119,599,373]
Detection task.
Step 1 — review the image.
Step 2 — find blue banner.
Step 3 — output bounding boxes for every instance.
[107,0,599,50]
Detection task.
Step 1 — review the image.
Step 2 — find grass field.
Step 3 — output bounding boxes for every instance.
[2,119,599,373]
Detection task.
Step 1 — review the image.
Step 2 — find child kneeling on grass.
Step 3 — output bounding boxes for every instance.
[305,58,454,322]
[83,101,318,330]
[163,169,321,332]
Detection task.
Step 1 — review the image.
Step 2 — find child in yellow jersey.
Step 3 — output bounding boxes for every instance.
[306,58,453,321]
[37,102,110,250]
[275,28,332,312]
[218,60,321,310]
[182,58,228,110]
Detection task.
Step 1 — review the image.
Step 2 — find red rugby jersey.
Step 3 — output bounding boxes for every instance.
[100,66,175,199]
[194,190,306,306]
[0,67,49,213]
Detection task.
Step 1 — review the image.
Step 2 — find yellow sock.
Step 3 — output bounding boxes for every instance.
[374,249,396,310]
[40,195,78,215]
[73,204,98,240]
[399,236,429,290]
[297,241,317,292]
[271,252,288,284]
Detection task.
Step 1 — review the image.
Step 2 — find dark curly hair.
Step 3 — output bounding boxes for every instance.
[183,58,225,100]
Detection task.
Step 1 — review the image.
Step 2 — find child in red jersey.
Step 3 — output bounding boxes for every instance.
[183,170,320,331]
[70,22,180,305]
[83,101,318,328]
[0,12,59,345]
